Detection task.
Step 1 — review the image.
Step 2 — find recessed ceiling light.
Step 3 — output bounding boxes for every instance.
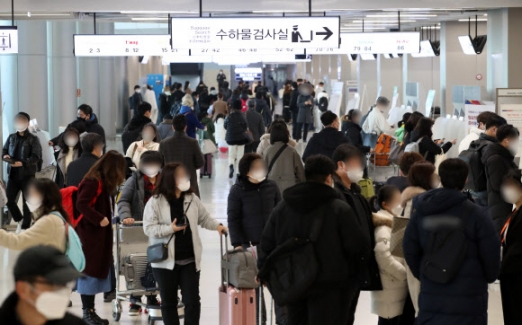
[352,20,416,23]
[366,14,436,18]
[458,19,487,22]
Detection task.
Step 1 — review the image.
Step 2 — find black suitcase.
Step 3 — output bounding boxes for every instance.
[200,154,213,178]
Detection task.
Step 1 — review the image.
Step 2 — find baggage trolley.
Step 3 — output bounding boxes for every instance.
[112,220,168,325]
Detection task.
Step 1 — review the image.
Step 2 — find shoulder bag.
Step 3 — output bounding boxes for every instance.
[146,196,194,263]
[267,144,288,175]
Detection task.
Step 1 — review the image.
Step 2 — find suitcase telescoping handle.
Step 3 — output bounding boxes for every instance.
[220,231,229,290]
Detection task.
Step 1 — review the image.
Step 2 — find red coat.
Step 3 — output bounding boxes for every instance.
[75,178,114,278]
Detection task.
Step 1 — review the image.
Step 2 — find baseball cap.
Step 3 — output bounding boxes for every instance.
[14,246,82,286]
[376,96,390,106]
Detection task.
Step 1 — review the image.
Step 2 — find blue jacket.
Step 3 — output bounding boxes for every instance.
[404,188,500,325]
[180,106,204,139]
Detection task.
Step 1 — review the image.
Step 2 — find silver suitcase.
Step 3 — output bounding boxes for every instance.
[123,253,147,290]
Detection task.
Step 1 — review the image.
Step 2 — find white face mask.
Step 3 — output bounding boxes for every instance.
[142,133,154,142]
[165,91,171,96]
[177,178,191,192]
[502,186,521,204]
[508,141,519,156]
[346,167,364,183]
[391,205,403,216]
[64,137,78,148]
[15,124,28,133]
[249,169,267,183]
[135,89,141,94]
[142,166,160,178]
[26,196,43,213]
[30,287,71,320]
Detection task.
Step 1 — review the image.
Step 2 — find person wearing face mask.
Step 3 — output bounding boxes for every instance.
[482,124,521,231]
[66,133,104,187]
[125,123,161,169]
[369,185,410,325]
[258,155,367,325]
[3,112,43,230]
[302,111,350,162]
[331,144,381,324]
[227,153,284,324]
[0,245,84,325]
[122,102,153,153]
[158,86,173,125]
[130,85,144,116]
[143,162,227,325]
[217,69,227,90]
[179,94,206,139]
[403,159,500,325]
[75,151,127,325]
[118,151,163,315]
[54,127,82,188]
[295,83,315,143]
[342,109,372,155]
[458,111,496,153]
[410,117,456,164]
[499,170,522,325]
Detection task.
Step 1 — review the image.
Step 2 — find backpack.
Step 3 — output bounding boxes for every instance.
[318,96,329,112]
[241,98,248,113]
[171,101,182,116]
[458,140,488,191]
[50,212,86,272]
[422,203,471,284]
[373,134,393,166]
[60,180,103,228]
[404,137,423,154]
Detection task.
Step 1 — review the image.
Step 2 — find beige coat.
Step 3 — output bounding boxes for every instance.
[256,133,297,157]
[0,212,66,252]
[371,211,408,319]
[125,140,160,168]
[263,141,305,193]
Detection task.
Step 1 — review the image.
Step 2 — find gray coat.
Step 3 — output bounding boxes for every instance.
[117,170,146,221]
[263,142,306,193]
[158,120,174,140]
[159,131,205,197]
[297,95,314,124]
[246,109,265,142]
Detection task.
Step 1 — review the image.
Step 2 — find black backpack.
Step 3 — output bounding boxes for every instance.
[318,96,329,112]
[422,204,471,284]
[170,101,182,116]
[458,140,488,191]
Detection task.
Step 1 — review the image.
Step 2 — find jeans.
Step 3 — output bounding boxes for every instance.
[153,263,200,325]
[295,123,310,142]
[6,176,33,229]
[228,145,245,172]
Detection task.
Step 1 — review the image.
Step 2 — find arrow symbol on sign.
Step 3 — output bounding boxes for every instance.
[316,27,333,40]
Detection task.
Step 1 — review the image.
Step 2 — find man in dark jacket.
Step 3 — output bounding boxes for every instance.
[157,86,173,125]
[0,245,84,325]
[255,92,272,128]
[66,133,103,187]
[331,144,380,324]
[290,79,303,139]
[121,102,153,153]
[245,99,265,153]
[302,111,350,162]
[170,83,185,115]
[258,154,367,325]
[2,112,42,230]
[130,85,143,116]
[404,158,500,325]
[482,124,520,231]
[217,69,227,90]
[224,100,249,178]
[159,115,205,197]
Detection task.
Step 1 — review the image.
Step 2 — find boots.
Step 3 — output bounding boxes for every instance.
[229,164,234,179]
[82,309,109,325]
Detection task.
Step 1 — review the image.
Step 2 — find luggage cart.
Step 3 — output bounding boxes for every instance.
[112,220,166,325]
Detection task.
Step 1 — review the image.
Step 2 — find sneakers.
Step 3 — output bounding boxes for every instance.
[103,291,115,303]
[128,303,141,316]
[229,164,234,179]
[82,309,109,325]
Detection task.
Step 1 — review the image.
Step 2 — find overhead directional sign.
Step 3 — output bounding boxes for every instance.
[170,17,340,50]
[341,32,420,54]
[0,27,18,54]
[74,34,172,57]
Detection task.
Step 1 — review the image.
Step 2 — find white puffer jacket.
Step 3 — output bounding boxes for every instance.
[371,210,408,319]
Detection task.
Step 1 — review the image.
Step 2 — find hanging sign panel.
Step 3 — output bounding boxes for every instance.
[170,17,340,50]
[0,27,18,54]
[74,34,172,57]
[341,32,420,54]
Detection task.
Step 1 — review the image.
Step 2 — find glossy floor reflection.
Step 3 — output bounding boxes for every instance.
[0,141,505,324]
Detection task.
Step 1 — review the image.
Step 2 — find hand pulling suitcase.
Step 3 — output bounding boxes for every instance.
[219,233,256,325]
[200,153,213,178]
[123,253,148,290]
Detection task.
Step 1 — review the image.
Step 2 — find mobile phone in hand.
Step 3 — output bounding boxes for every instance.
[176,217,187,227]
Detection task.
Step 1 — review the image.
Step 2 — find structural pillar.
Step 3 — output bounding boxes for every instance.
[97,23,117,140]
[76,22,100,118]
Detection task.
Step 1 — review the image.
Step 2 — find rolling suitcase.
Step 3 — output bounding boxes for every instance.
[200,153,213,178]
[123,253,148,290]
[219,233,256,325]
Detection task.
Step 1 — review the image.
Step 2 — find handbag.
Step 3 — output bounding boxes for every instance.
[201,139,218,155]
[389,139,405,165]
[146,197,193,263]
[267,144,288,175]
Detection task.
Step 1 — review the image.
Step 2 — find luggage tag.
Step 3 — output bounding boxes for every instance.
[248,242,258,260]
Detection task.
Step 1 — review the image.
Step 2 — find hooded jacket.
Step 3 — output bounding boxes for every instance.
[224,110,249,145]
[264,142,306,193]
[180,105,205,139]
[458,127,483,153]
[158,118,174,140]
[302,127,350,161]
[404,189,500,325]
[258,182,368,290]
[481,142,518,231]
[122,115,152,153]
[257,133,297,157]
[227,175,281,247]
[85,114,106,142]
[342,120,371,154]
[117,170,152,221]
[246,109,265,142]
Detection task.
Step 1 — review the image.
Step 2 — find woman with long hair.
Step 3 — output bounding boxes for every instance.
[402,112,424,145]
[55,127,82,188]
[143,162,227,325]
[411,118,455,164]
[0,178,70,252]
[75,150,126,325]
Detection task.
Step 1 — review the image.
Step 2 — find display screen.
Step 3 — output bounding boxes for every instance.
[458,35,476,55]
[234,67,262,81]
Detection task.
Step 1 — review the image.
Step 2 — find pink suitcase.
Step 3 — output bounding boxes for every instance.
[200,153,213,178]
[219,233,257,325]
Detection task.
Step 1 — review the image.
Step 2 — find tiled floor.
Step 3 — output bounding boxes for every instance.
[0,139,505,324]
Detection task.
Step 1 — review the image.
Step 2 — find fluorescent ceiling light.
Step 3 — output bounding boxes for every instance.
[342,27,387,30]
[131,17,169,21]
[0,13,71,16]
[352,20,416,23]
[366,14,436,18]
[121,11,191,14]
[459,19,487,22]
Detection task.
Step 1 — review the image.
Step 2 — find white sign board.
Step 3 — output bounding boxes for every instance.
[185,47,303,56]
[425,90,436,117]
[170,17,340,50]
[341,32,419,54]
[465,104,495,131]
[0,27,18,54]
[74,35,171,57]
